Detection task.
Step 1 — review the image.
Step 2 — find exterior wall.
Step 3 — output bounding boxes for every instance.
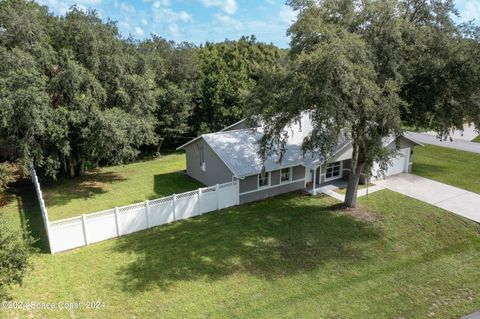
[385,136,417,173]
[240,175,258,193]
[240,180,305,204]
[239,165,306,204]
[271,170,280,186]
[184,139,234,186]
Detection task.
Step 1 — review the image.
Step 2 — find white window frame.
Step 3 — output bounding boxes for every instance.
[199,145,206,171]
[258,172,271,189]
[324,161,343,182]
[280,167,292,184]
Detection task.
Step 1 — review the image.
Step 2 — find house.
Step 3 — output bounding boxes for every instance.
[177,114,421,204]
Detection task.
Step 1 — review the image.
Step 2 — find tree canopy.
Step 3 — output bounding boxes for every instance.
[249,0,480,207]
[0,1,282,178]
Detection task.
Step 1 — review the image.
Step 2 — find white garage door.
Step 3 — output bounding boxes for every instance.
[372,148,410,178]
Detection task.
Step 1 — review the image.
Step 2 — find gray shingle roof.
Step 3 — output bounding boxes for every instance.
[201,128,349,177]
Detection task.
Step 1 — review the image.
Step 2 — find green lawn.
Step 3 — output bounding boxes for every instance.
[412,144,480,194]
[2,188,480,318]
[472,135,480,143]
[41,153,202,221]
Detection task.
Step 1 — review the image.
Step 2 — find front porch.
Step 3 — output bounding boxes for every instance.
[305,179,348,196]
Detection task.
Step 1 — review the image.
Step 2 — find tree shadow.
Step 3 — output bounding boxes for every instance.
[114,193,381,293]
[7,181,50,253]
[153,171,203,197]
[41,172,126,208]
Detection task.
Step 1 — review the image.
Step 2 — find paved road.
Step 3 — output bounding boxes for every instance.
[375,174,480,223]
[405,131,480,154]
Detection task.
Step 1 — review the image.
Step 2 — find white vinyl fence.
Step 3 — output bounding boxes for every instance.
[30,165,239,254]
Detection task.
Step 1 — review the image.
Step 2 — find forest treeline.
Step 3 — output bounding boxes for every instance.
[0,0,285,178]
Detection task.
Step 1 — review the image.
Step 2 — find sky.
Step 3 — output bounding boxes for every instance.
[35,0,480,48]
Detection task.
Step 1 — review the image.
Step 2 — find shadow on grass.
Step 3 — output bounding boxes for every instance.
[41,172,126,208]
[8,181,50,253]
[153,171,203,197]
[115,193,381,293]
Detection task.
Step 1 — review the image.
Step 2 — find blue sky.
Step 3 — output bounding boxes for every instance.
[36,0,480,48]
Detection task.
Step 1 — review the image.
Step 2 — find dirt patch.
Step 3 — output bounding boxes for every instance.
[331,202,384,223]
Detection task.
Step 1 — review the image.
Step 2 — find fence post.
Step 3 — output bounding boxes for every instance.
[172,194,177,221]
[216,184,220,210]
[82,214,89,246]
[145,200,150,229]
[197,189,201,215]
[114,207,120,236]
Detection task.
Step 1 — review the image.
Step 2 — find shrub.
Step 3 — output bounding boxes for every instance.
[0,162,16,194]
[0,220,35,300]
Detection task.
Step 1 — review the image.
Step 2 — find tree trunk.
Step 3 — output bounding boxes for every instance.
[77,159,85,177]
[155,138,164,155]
[344,161,365,208]
[67,158,76,178]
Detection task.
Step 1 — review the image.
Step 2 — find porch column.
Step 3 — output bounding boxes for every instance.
[312,168,317,195]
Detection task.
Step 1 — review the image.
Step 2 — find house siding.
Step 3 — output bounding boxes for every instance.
[240,175,258,193]
[184,139,234,186]
[239,180,305,204]
[238,165,306,204]
[385,136,417,173]
[271,170,280,186]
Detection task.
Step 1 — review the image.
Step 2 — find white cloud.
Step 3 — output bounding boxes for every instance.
[461,1,480,21]
[134,26,144,36]
[152,5,193,23]
[215,13,243,30]
[119,2,135,13]
[36,0,102,15]
[169,23,181,36]
[279,5,296,24]
[200,0,237,15]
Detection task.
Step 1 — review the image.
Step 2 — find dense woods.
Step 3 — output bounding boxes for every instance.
[0,0,478,186]
[0,0,284,178]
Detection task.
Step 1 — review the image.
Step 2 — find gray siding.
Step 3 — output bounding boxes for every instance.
[184,139,234,186]
[293,166,304,180]
[240,175,257,193]
[271,170,280,186]
[240,180,305,204]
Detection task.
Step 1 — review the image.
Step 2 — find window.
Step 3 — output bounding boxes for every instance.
[325,161,341,180]
[280,167,291,183]
[258,172,270,188]
[199,145,206,171]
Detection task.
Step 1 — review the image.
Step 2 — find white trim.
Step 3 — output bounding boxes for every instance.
[324,161,343,182]
[240,178,306,196]
[220,119,247,132]
[280,167,293,184]
[258,172,271,189]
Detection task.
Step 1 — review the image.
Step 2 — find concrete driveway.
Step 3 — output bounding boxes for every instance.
[375,174,480,223]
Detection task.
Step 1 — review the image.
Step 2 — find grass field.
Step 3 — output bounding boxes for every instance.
[412,144,480,194]
[472,136,480,143]
[40,153,202,221]
[2,188,480,319]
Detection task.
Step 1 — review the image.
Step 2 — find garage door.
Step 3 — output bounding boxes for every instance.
[372,148,410,178]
